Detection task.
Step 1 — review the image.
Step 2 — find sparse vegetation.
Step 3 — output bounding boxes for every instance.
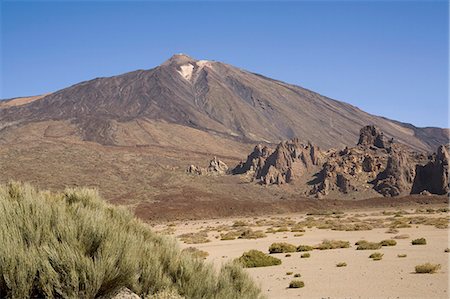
[411,238,427,245]
[415,263,441,274]
[0,182,262,298]
[315,240,350,250]
[296,245,314,252]
[293,273,301,278]
[220,231,241,240]
[397,254,407,258]
[269,242,297,254]
[286,272,293,275]
[379,239,397,246]
[238,229,267,239]
[288,280,305,288]
[336,262,347,267]
[369,252,384,261]
[178,231,210,244]
[237,250,282,268]
[300,253,311,258]
[356,242,382,250]
[445,248,449,253]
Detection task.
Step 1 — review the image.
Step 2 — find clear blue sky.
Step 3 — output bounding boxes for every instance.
[1,0,448,128]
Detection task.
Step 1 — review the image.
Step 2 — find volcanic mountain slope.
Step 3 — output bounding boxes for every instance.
[0,54,447,151]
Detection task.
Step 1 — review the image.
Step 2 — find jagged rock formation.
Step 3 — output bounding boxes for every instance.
[232,144,272,175]
[373,150,415,196]
[232,125,447,198]
[358,125,392,149]
[187,157,228,176]
[232,139,322,185]
[411,145,449,195]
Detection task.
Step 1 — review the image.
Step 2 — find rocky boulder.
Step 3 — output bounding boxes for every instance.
[411,145,449,195]
[358,125,391,149]
[373,150,415,196]
[187,157,228,176]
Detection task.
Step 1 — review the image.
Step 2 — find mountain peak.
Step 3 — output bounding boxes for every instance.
[162,53,197,66]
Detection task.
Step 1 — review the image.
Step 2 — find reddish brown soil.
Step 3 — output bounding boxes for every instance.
[136,194,449,222]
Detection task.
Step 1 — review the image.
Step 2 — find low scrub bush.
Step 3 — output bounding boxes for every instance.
[369,252,383,260]
[288,280,305,288]
[220,231,240,240]
[269,242,297,254]
[178,231,210,244]
[411,238,427,245]
[238,229,267,239]
[415,263,441,274]
[286,272,293,275]
[0,182,263,298]
[293,273,301,278]
[296,245,314,252]
[315,240,350,250]
[397,254,407,258]
[300,253,311,258]
[379,239,397,246]
[336,262,347,267]
[236,250,282,268]
[357,242,382,250]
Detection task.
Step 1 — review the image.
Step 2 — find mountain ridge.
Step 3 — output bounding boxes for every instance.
[1,54,448,151]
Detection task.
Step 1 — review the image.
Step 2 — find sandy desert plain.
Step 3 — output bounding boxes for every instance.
[153,205,449,299]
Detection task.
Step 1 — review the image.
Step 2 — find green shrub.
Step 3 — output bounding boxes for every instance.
[286,272,293,275]
[397,254,407,258]
[269,242,297,254]
[296,245,314,252]
[355,240,368,245]
[220,231,240,240]
[285,254,291,257]
[178,231,210,244]
[411,238,427,245]
[315,240,350,250]
[357,242,382,250]
[336,262,347,267]
[379,239,397,246]
[293,273,301,278]
[0,182,263,298]
[415,263,441,274]
[236,250,282,268]
[369,252,383,260]
[288,280,305,288]
[300,253,310,258]
[238,229,267,239]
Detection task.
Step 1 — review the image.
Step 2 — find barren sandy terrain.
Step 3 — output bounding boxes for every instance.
[157,206,450,299]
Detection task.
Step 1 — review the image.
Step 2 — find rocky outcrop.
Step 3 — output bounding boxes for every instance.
[187,157,228,175]
[411,145,449,195]
[232,144,272,175]
[232,125,447,198]
[373,150,415,196]
[232,139,322,185]
[358,125,391,149]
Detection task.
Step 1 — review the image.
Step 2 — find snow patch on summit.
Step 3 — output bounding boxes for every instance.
[177,64,194,81]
